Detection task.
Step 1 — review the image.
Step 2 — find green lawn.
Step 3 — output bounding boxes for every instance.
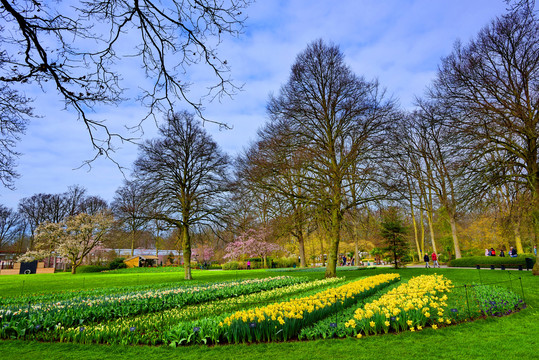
[1,267,537,360]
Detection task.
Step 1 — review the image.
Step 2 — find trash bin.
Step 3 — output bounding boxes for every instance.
[525,257,534,271]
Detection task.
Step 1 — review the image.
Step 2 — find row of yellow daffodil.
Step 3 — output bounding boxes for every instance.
[47,277,344,345]
[344,274,453,336]
[218,273,400,343]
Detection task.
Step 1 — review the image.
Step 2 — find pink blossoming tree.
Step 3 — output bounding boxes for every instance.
[192,246,215,264]
[223,227,284,268]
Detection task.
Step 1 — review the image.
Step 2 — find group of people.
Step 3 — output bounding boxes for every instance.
[341,256,355,266]
[485,247,518,257]
[423,252,440,268]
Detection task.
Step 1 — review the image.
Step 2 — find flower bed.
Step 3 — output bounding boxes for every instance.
[0,280,230,307]
[217,273,400,343]
[40,277,345,345]
[344,274,453,335]
[472,284,526,316]
[0,276,305,339]
[298,281,402,340]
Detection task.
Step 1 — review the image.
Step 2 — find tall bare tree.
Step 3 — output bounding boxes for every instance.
[236,119,313,267]
[0,204,21,250]
[0,85,30,188]
[268,39,394,277]
[431,1,539,269]
[134,111,230,280]
[112,180,150,256]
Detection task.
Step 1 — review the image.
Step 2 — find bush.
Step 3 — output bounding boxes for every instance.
[448,255,536,268]
[461,249,485,257]
[108,257,127,270]
[77,265,108,273]
[221,261,239,270]
[273,256,298,269]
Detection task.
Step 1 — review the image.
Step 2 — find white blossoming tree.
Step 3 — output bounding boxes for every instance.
[19,212,114,274]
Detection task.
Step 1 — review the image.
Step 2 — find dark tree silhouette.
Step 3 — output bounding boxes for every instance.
[134,111,230,280]
[111,180,150,256]
[0,0,250,172]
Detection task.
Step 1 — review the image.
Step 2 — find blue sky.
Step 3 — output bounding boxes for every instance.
[0,0,509,209]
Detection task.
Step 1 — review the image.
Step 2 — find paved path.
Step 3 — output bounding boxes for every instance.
[402,263,533,271]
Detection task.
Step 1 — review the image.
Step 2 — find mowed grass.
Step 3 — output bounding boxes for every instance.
[0,267,537,360]
[0,268,300,298]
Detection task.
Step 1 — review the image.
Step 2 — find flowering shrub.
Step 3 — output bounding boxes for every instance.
[218,273,400,343]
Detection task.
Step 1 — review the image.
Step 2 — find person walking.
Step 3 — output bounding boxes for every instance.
[431,252,440,268]
[424,253,430,268]
[247,260,251,270]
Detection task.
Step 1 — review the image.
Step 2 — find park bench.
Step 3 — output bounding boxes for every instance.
[475,258,534,271]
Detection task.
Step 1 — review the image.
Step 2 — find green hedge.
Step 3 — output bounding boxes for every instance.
[448,255,536,268]
[77,265,109,273]
[273,256,299,268]
[108,258,127,270]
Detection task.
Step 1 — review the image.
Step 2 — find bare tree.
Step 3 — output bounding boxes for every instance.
[431,1,539,270]
[134,111,230,279]
[236,119,313,267]
[413,105,468,259]
[80,196,109,216]
[112,180,150,256]
[267,39,395,277]
[18,193,66,247]
[0,204,22,250]
[0,0,251,169]
[64,185,87,217]
[0,85,31,188]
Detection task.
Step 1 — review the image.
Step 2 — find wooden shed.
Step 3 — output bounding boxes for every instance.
[124,255,159,268]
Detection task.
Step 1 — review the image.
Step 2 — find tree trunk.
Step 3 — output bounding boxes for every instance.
[427,187,437,254]
[131,229,135,257]
[532,204,539,276]
[325,205,341,278]
[427,210,437,255]
[513,218,524,255]
[419,208,425,257]
[449,216,461,259]
[354,239,359,267]
[410,206,421,262]
[320,230,325,267]
[298,229,306,267]
[181,226,192,280]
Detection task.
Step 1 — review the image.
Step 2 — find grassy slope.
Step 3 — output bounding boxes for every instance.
[0,267,537,360]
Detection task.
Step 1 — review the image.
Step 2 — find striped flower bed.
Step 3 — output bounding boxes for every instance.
[218,273,400,343]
